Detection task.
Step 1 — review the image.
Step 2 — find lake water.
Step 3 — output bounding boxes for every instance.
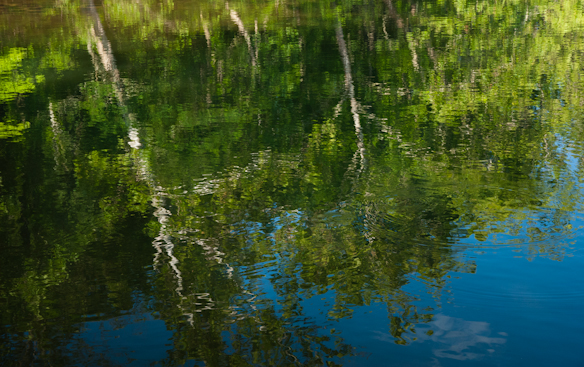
[1,0,583,365]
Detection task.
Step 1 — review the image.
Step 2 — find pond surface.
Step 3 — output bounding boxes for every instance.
[1,0,584,365]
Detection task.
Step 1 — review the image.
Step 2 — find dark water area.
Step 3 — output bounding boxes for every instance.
[1,0,584,365]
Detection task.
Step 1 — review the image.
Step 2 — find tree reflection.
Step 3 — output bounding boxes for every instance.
[1,0,583,364]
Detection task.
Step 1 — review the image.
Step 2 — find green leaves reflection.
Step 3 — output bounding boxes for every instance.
[1,0,584,364]
[0,48,44,104]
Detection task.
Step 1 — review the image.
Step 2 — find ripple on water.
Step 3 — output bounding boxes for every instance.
[452,283,584,306]
[446,259,584,313]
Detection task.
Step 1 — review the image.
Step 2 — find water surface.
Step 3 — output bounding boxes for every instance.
[1,0,584,365]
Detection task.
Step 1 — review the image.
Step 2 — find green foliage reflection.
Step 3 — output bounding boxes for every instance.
[1,0,584,364]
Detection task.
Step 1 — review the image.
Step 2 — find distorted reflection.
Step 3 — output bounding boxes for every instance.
[1,0,583,365]
[372,313,507,361]
[418,314,507,361]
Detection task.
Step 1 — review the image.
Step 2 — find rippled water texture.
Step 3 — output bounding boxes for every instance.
[1,0,584,365]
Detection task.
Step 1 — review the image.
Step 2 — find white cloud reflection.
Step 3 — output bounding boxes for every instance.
[372,313,507,362]
[417,314,507,361]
